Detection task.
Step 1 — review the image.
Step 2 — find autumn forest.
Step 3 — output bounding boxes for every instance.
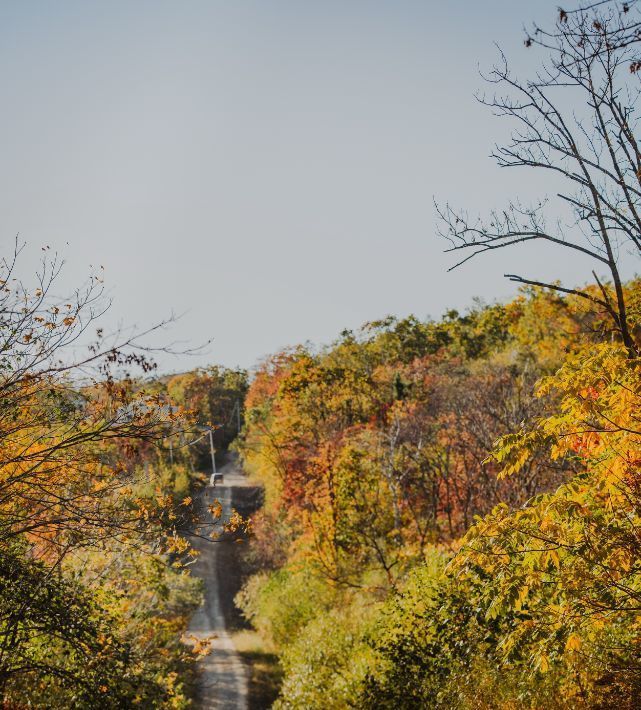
[3,1,641,708]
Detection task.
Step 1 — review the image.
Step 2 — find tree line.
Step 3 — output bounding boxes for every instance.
[234,2,641,707]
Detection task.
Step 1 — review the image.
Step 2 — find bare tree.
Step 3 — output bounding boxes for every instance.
[437,1,641,353]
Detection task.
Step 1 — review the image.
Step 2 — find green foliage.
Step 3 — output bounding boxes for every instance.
[275,603,377,709]
[166,365,248,458]
[236,563,336,650]
[0,541,154,707]
[359,552,573,709]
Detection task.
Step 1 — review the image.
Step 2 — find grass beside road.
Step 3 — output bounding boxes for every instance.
[214,481,281,708]
[231,630,282,709]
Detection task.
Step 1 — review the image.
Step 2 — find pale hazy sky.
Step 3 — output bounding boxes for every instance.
[0,1,617,370]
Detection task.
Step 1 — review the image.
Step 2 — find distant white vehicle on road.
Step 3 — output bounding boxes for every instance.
[210,472,224,486]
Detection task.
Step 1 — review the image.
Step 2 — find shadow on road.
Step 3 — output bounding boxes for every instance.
[186,457,263,709]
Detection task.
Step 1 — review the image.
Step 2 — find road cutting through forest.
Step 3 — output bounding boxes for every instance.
[187,457,252,710]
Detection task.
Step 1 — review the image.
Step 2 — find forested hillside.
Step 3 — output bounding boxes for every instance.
[236,282,641,708]
[232,2,641,707]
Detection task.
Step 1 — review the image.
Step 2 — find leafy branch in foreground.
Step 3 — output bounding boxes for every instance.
[0,241,206,706]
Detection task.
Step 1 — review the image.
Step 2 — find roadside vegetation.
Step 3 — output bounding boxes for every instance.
[236,280,641,708]
[0,243,247,707]
[234,3,641,707]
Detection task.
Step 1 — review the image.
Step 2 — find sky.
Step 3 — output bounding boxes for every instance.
[0,0,619,371]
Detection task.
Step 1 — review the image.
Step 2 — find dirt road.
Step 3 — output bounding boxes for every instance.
[187,458,252,709]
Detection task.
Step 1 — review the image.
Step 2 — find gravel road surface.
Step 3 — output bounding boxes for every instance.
[187,459,251,709]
